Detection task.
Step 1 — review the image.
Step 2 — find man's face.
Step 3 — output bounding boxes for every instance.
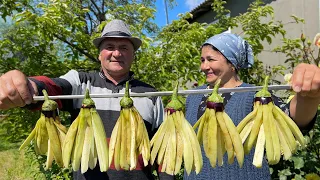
[98,38,135,77]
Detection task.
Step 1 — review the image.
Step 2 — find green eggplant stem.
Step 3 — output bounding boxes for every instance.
[166,82,184,111]
[41,90,58,111]
[120,81,133,108]
[82,89,95,107]
[207,79,224,103]
[255,76,271,97]
[43,90,49,101]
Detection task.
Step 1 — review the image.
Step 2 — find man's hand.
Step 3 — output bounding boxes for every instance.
[0,70,37,110]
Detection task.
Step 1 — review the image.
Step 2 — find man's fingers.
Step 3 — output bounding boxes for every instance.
[5,77,25,107]
[14,77,34,105]
[0,70,34,110]
[0,80,16,109]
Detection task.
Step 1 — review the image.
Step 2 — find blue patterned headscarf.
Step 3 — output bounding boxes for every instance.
[202,33,254,70]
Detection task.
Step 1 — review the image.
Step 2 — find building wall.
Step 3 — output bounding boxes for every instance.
[256,0,319,69]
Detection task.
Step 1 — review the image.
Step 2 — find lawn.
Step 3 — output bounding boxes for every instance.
[0,119,45,180]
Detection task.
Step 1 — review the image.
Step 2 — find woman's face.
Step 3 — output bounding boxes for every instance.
[200,45,235,86]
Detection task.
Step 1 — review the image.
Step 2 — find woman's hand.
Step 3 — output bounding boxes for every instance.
[291,63,320,101]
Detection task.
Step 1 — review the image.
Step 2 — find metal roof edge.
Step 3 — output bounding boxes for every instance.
[190,0,213,15]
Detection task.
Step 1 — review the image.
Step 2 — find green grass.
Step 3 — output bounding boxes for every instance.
[0,124,45,180]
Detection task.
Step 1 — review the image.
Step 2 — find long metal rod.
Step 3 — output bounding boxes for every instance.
[32,85,291,101]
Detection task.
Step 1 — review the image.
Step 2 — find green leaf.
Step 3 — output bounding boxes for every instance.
[279,168,292,179]
[291,156,304,169]
[294,174,304,180]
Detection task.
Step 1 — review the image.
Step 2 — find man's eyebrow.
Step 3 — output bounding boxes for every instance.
[104,43,114,46]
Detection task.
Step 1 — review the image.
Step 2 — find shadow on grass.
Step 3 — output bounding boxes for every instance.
[0,128,21,151]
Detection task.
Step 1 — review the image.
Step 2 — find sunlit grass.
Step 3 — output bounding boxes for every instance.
[0,123,44,180]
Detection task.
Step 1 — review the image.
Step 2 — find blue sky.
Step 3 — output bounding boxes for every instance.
[154,0,205,28]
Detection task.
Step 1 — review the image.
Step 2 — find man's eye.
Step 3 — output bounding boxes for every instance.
[106,46,114,50]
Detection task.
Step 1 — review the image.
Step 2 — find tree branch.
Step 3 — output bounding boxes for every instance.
[90,0,102,15]
[89,0,107,22]
[86,12,94,35]
[89,6,101,22]
[53,34,98,62]
[102,0,105,14]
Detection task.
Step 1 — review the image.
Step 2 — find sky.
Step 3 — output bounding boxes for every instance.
[154,0,205,28]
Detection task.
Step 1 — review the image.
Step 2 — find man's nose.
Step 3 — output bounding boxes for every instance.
[112,49,121,57]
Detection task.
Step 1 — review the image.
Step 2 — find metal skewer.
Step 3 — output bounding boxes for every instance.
[32,85,292,101]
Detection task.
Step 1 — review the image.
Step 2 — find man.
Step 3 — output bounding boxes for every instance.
[0,19,172,180]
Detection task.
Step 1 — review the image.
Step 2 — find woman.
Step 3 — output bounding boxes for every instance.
[184,33,319,179]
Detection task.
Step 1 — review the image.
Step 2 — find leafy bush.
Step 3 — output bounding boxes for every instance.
[270,113,320,179]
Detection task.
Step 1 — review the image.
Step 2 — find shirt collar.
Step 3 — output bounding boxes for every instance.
[99,69,135,85]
